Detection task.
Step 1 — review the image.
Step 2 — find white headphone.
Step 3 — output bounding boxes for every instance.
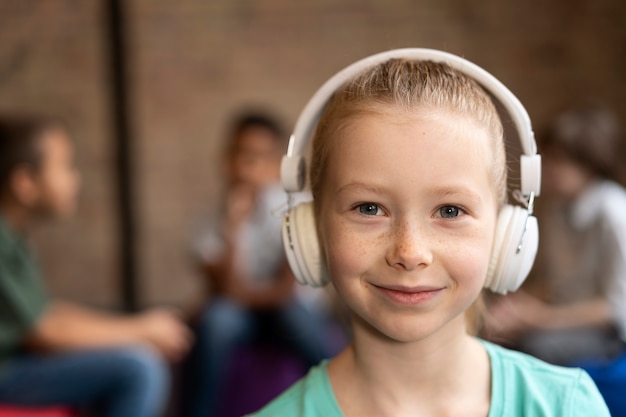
[280,48,541,294]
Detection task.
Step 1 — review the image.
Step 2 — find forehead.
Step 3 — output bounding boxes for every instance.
[323,106,495,191]
[230,126,281,155]
[331,104,493,157]
[234,126,281,150]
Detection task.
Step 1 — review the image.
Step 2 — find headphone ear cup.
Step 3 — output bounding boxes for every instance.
[281,201,330,287]
[486,204,539,294]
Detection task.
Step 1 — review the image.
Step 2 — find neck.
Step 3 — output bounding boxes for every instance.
[356,314,475,385]
[329,315,490,416]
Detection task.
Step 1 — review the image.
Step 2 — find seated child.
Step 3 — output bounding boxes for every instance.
[0,115,192,417]
[184,111,342,417]
[485,104,626,366]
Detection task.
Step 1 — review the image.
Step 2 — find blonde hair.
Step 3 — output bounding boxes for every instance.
[309,58,508,336]
[310,58,507,210]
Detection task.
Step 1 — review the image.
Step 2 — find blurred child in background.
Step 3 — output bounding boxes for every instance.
[0,115,192,417]
[184,111,343,417]
[485,104,626,365]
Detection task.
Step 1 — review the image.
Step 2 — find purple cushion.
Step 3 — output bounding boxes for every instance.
[217,344,308,417]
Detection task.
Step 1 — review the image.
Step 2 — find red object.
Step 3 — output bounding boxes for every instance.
[0,405,76,417]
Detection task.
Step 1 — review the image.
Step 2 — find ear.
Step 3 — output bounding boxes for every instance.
[9,166,41,206]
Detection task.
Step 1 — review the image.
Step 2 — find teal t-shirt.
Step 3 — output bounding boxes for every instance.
[0,216,48,368]
[249,340,610,417]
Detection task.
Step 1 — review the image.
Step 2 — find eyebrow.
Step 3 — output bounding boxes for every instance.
[426,185,483,203]
[336,182,385,195]
[335,181,485,205]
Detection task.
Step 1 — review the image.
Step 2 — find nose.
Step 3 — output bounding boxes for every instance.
[385,220,433,271]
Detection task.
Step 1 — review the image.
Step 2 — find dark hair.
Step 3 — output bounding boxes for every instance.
[225,110,286,155]
[541,104,623,180]
[0,114,65,191]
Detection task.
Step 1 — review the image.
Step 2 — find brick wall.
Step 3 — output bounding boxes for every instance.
[1,0,624,310]
[0,1,118,308]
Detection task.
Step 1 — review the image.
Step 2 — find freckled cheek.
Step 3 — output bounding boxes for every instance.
[445,233,493,287]
[321,220,377,281]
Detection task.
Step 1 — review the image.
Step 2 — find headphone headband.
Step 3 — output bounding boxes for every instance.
[281,48,541,198]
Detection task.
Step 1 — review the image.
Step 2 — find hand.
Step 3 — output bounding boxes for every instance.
[135,308,193,362]
[224,184,256,234]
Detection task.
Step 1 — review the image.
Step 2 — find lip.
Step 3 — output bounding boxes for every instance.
[373,284,444,306]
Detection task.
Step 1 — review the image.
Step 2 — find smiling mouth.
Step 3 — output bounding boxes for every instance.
[373,285,444,306]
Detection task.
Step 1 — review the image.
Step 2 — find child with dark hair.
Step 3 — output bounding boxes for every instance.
[184,110,340,417]
[0,115,192,417]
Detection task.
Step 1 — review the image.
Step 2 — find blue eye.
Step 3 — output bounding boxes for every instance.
[358,203,381,216]
[439,206,460,218]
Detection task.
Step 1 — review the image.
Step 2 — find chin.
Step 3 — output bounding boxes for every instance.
[373,309,470,344]
[358,314,438,344]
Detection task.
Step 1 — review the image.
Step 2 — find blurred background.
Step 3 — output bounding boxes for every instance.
[0,0,623,312]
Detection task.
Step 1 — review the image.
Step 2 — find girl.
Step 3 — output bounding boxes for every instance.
[248,49,609,416]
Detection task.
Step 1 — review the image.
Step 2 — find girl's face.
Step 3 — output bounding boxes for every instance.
[317,106,499,343]
[32,127,80,217]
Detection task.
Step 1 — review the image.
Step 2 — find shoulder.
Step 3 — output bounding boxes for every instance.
[255,183,286,225]
[0,217,39,281]
[482,340,610,416]
[0,217,19,258]
[592,180,626,208]
[261,182,287,206]
[247,360,343,417]
[575,180,626,227]
[596,181,626,223]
